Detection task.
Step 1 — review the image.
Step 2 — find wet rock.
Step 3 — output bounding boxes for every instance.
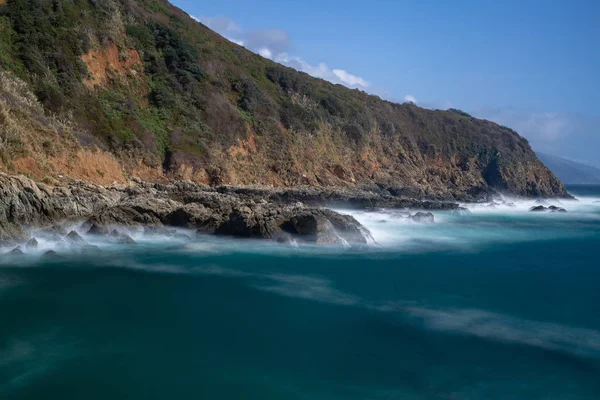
[26,238,39,249]
[65,231,85,243]
[529,205,547,212]
[0,171,574,245]
[9,246,23,255]
[81,244,101,252]
[390,211,411,219]
[86,203,165,228]
[0,172,475,246]
[284,213,340,244]
[548,205,567,213]
[530,205,567,213]
[318,209,373,244]
[87,223,109,236]
[411,212,435,223]
[215,185,463,210]
[281,210,370,244]
[164,204,211,228]
[452,207,470,216]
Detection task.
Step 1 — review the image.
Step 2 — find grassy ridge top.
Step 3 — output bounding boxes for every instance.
[0,0,568,199]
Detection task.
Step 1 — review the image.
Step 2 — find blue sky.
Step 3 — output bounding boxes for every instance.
[172,0,599,166]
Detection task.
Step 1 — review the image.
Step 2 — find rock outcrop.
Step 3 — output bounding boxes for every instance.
[0,173,379,247]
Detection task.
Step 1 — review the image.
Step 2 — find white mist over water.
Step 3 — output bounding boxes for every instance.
[339,194,600,252]
[2,192,599,259]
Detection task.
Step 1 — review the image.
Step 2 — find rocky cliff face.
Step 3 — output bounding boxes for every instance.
[0,0,569,200]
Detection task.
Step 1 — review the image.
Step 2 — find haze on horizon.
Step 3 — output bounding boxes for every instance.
[173,0,599,168]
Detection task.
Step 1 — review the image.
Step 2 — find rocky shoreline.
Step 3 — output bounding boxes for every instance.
[0,173,465,250]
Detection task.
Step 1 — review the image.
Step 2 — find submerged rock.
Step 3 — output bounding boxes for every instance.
[452,207,470,216]
[529,205,546,212]
[43,250,58,258]
[390,211,411,219]
[529,205,567,213]
[548,205,567,213]
[81,244,101,252]
[117,234,137,245]
[411,212,435,223]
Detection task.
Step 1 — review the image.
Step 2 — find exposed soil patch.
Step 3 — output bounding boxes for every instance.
[132,160,169,184]
[12,156,44,179]
[81,44,144,89]
[50,149,126,185]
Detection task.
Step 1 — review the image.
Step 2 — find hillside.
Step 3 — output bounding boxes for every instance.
[0,0,568,200]
[537,153,600,185]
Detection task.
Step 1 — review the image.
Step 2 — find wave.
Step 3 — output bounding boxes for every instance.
[340,196,600,252]
[71,257,600,360]
[255,273,361,306]
[254,271,600,359]
[394,305,600,359]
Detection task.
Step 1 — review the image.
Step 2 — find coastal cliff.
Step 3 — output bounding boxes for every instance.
[0,0,568,201]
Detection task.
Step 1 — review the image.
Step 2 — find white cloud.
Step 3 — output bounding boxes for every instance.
[333,69,369,87]
[272,54,368,88]
[404,95,417,104]
[198,15,369,89]
[258,47,273,59]
[230,38,245,46]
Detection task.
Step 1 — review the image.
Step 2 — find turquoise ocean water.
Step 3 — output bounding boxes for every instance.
[1,185,599,399]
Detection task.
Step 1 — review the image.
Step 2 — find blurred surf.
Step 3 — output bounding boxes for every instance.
[1,185,599,399]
